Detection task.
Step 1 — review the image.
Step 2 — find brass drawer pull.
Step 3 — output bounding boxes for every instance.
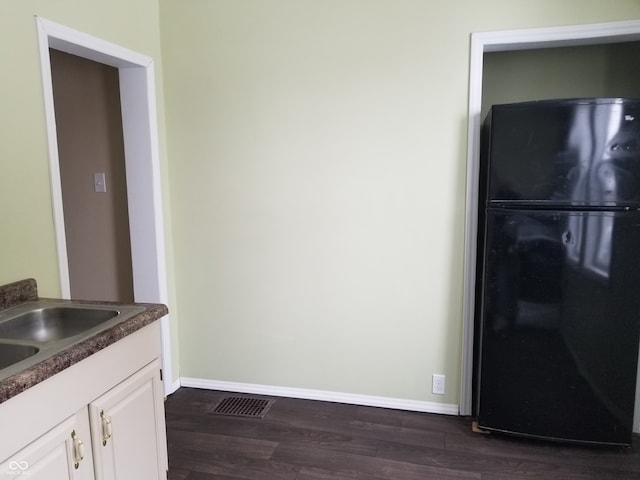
[100,410,113,446]
[71,430,85,469]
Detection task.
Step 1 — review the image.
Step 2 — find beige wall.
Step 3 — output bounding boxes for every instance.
[159,0,640,406]
[51,49,134,303]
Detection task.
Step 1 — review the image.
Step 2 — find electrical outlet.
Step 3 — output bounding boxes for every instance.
[432,374,445,395]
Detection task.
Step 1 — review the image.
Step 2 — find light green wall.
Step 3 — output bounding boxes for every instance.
[0,0,180,383]
[3,0,640,407]
[482,42,640,119]
[160,0,640,405]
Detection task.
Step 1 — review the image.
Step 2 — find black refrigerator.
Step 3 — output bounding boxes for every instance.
[475,98,640,446]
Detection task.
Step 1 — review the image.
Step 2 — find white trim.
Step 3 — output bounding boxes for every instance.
[35,18,70,299]
[461,19,640,418]
[477,20,640,52]
[35,17,174,395]
[37,17,151,67]
[179,378,459,416]
[168,378,181,396]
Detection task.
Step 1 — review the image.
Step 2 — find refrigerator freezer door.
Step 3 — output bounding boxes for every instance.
[486,99,640,207]
[476,208,640,445]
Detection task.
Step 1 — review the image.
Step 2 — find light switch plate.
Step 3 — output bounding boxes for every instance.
[94,172,107,193]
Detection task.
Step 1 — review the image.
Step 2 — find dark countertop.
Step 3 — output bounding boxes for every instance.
[0,279,168,405]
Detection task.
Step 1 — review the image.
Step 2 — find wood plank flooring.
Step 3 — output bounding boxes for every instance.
[165,388,640,479]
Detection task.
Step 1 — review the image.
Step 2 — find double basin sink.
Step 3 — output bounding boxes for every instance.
[0,301,145,382]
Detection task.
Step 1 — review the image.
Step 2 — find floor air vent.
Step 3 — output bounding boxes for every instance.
[210,396,274,418]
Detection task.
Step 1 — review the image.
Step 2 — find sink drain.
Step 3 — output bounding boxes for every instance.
[210,396,274,419]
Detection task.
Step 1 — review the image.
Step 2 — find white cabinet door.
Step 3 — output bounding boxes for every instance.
[0,409,94,480]
[89,359,167,480]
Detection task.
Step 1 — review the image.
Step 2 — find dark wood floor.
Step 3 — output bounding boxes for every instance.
[165,388,640,479]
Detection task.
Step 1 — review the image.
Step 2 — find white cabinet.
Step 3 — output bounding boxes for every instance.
[0,409,94,480]
[0,322,167,480]
[89,360,167,480]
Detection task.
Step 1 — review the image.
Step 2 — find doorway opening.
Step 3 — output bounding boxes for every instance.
[50,49,134,303]
[35,17,174,394]
[461,20,640,419]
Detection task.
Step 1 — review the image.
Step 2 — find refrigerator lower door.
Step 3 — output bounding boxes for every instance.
[476,208,640,445]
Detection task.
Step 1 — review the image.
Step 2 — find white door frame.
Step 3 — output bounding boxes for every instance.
[35,17,175,395]
[461,19,640,418]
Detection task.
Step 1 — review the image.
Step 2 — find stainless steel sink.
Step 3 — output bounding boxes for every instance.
[0,307,119,342]
[0,301,145,382]
[0,342,40,370]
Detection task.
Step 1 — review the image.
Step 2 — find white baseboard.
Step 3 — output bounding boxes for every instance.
[167,378,181,395]
[179,377,459,416]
